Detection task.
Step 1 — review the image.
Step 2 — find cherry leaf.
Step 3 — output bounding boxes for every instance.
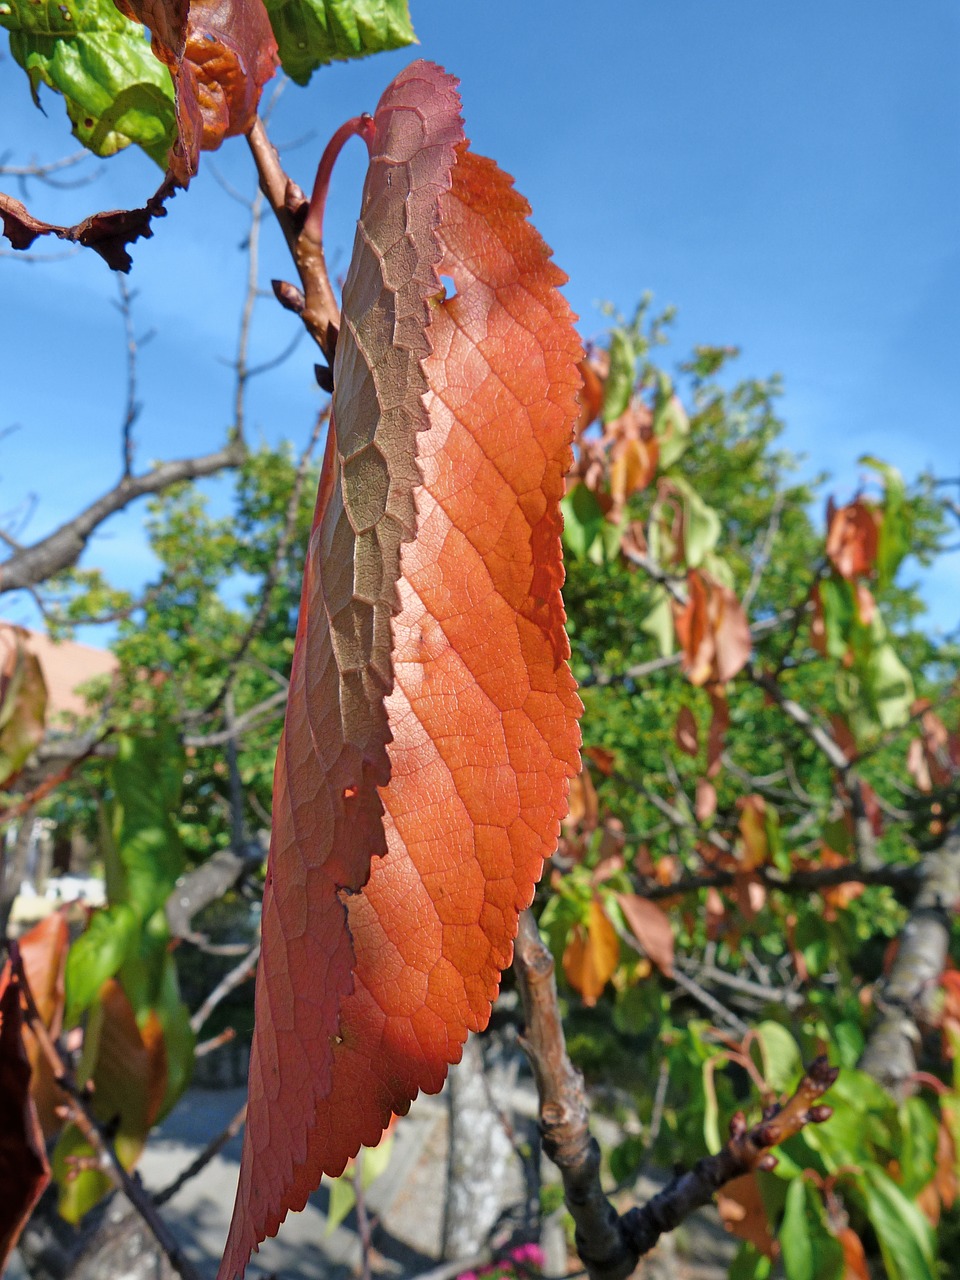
[219,60,581,1278]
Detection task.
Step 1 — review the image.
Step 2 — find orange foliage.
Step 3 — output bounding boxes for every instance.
[220,61,582,1277]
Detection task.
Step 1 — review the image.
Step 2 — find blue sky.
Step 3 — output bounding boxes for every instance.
[1,0,958,636]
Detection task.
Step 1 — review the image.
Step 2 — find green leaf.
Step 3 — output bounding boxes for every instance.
[652,372,691,469]
[860,455,909,588]
[728,1242,772,1280]
[110,729,186,918]
[639,584,675,656]
[857,1164,937,1280]
[651,477,721,569]
[52,1125,112,1224]
[150,951,195,1118]
[862,640,913,732]
[325,1170,356,1233]
[264,0,415,85]
[561,483,605,560]
[602,327,638,422]
[897,1097,938,1198]
[832,1020,865,1068]
[1,0,176,166]
[778,1180,843,1280]
[818,575,856,661]
[702,1057,722,1154]
[754,1022,801,1092]
[65,903,140,1024]
[360,1133,394,1186]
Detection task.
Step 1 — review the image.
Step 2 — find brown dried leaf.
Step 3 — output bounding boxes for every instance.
[716,1172,776,1257]
[675,705,699,757]
[617,893,674,976]
[826,499,879,580]
[0,178,177,272]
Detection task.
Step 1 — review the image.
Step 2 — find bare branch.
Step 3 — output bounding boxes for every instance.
[183,687,288,747]
[0,440,245,594]
[512,912,837,1280]
[153,1102,248,1209]
[634,858,919,902]
[190,943,260,1035]
[741,494,784,613]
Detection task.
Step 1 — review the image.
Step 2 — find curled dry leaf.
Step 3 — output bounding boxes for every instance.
[113,0,191,64]
[674,570,751,687]
[0,967,50,1272]
[562,898,620,1006]
[0,178,177,271]
[119,0,278,181]
[219,61,581,1278]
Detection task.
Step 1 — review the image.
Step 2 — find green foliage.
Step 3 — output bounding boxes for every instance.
[264,0,415,84]
[0,0,176,165]
[56,727,194,1219]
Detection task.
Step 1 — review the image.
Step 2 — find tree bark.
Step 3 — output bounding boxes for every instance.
[859,823,960,1100]
[441,1033,514,1259]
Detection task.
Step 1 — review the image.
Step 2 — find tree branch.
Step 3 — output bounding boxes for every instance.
[858,822,960,1100]
[0,442,245,593]
[512,911,837,1280]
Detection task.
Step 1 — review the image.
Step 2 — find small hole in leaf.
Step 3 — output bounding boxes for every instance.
[343,785,358,800]
[439,274,458,301]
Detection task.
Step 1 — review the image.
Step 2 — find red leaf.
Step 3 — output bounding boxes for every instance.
[0,968,50,1270]
[220,61,581,1277]
[617,893,674,976]
[112,0,190,65]
[706,686,729,778]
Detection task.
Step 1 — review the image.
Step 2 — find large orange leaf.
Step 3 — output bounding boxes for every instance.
[219,61,582,1278]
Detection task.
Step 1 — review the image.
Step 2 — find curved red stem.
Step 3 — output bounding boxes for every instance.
[302,113,376,246]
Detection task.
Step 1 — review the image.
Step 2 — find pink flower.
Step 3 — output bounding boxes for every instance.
[510,1243,545,1268]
